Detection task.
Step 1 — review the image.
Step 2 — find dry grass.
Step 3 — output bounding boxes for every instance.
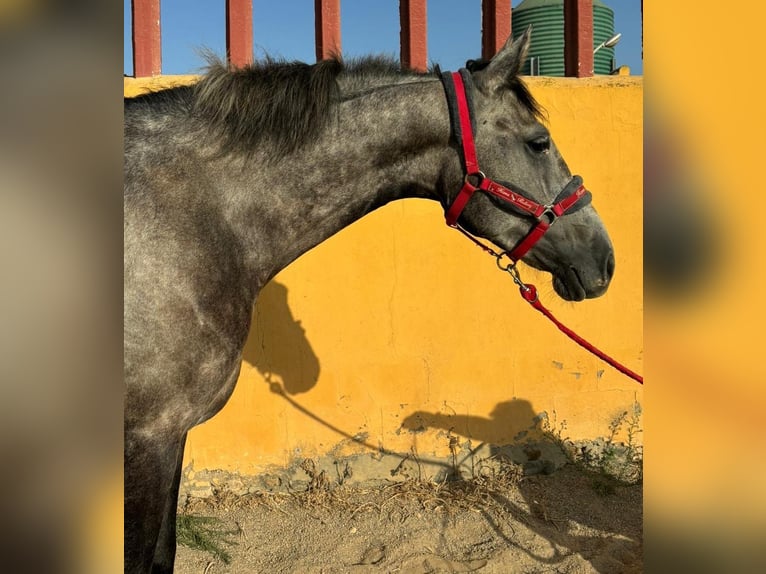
[182,454,527,531]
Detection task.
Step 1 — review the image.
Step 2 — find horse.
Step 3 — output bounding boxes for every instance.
[124,29,615,573]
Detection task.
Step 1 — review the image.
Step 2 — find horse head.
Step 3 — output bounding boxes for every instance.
[440,28,615,302]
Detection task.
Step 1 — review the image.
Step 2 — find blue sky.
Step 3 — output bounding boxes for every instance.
[124,1,642,76]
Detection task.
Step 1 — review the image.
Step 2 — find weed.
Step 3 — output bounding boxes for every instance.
[597,401,643,484]
[539,410,577,463]
[334,460,353,485]
[538,402,643,490]
[447,429,463,481]
[300,458,330,493]
[176,515,239,564]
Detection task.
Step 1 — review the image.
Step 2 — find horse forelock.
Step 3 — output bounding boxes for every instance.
[191,55,434,158]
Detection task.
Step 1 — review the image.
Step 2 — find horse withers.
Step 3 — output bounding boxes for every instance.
[124,29,614,573]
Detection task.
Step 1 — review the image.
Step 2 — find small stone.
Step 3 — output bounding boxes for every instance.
[228,479,247,495]
[523,460,546,476]
[189,484,213,498]
[261,474,282,490]
[357,543,385,565]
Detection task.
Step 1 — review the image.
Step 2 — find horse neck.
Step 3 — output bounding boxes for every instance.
[223,78,452,286]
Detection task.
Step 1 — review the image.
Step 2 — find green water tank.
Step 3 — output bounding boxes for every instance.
[511,0,616,76]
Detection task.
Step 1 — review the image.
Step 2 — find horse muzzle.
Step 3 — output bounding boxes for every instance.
[552,249,615,301]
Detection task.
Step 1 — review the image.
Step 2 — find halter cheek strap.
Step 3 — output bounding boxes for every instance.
[440,70,592,261]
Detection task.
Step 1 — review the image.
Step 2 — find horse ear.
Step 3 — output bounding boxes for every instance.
[474,26,532,93]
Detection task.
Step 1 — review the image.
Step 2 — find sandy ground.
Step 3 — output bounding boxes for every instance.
[174,462,642,574]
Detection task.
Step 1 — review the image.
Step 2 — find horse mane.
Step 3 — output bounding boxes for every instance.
[131,54,543,158]
[192,55,426,157]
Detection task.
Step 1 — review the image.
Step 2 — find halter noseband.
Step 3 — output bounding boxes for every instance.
[439,70,592,261]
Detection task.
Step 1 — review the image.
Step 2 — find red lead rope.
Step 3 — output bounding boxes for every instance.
[519,284,644,384]
[459,229,644,385]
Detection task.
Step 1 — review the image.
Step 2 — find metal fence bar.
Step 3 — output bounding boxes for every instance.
[132,0,161,77]
[481,0,511,60]
[315,0,341,61]
[226,0,254,69]
[399,0,428,72]
[564,0,594,77]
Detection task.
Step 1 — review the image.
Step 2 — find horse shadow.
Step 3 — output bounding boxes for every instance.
[242,280,320,395]
[237,288,641,570]
[401,399,642,573]
[401,399,570,476]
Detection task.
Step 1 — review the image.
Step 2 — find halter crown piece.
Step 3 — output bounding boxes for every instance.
[439,69,592,261]
[439,70,643,385]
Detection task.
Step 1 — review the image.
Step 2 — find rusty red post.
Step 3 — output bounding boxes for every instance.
[564,0,594,77]
[132,0,161,77]
[226,0,254,69]
[399,0,427,71]
[481,0,511,60]
[315,0,341,61]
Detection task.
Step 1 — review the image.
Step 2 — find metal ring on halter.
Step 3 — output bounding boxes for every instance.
[496,251,515,272]
[464,171,486,187]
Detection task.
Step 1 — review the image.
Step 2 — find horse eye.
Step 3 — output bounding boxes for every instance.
[527,136,550,154]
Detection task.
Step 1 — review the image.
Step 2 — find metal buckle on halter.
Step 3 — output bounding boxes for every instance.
[537,206,557,225]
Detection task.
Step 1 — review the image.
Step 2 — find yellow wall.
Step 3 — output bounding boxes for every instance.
[125,75,643,475]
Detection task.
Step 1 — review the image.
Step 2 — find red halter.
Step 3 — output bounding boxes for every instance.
[441,70,591,261]
[439,70,643,385]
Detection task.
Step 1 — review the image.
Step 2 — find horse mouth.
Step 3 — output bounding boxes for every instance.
[552,268,587,302]
[552,265,612,301]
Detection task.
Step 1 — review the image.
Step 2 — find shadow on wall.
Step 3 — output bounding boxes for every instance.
[241,280,320,395]
[401,398,557,473]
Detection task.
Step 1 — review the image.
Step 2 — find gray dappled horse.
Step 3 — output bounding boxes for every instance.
[124,30,615,573]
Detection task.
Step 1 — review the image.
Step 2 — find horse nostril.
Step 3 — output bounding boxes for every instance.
[605,251,616,280]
